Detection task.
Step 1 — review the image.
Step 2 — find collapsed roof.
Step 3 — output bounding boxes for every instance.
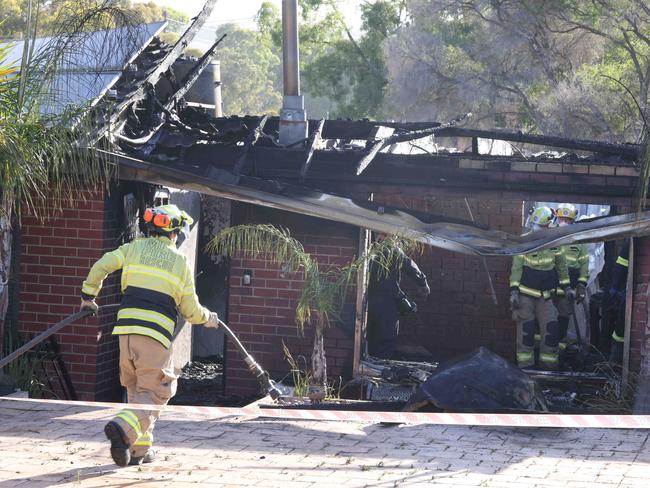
[79,0,650,256]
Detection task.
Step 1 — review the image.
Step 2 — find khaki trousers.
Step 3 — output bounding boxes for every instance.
[513,294,560,369]
[111,335,177,457]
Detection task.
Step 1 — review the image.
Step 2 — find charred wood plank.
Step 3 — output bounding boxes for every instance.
[435,127,640,159]
[115,35,227,146]
[206,117,642,159]
[300,118,325,181]
[232,114,269,175]
[207,116,442,140]
[355,114,471,175]
[96,0,218,142]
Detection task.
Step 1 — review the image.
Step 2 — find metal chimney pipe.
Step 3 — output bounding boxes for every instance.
[282,0,300,97]
[279,0,308,147]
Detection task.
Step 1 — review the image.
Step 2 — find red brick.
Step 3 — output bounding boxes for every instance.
[77,229,103,240]
[253,288,278,298]
[265,279,290,289]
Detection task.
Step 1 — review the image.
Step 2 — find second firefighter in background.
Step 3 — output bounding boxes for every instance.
[553,204,589,345]
[509,206,572,370]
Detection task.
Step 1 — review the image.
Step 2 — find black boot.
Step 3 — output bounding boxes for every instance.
[104,421,131,467]
[129,449,155,465]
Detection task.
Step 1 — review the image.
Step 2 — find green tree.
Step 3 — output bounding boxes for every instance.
[384,0,649,141]
[0,0,139,360]
[254,0,405,119]
[215,23,282,116]
[0,0,187,37]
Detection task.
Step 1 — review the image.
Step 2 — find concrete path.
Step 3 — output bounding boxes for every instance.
[0,398,649,487]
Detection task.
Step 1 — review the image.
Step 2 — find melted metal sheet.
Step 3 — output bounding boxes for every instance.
[111,152,650,257]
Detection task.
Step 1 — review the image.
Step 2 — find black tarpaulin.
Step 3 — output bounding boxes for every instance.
[404,347,548,412]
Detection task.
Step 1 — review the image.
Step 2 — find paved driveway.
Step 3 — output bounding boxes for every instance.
[0,398,649,487]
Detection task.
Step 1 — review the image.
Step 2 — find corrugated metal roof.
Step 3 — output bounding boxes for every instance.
[1,21,166,112]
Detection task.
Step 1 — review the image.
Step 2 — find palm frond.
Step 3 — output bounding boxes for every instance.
[0,1,142,219]
[207,224,312,273]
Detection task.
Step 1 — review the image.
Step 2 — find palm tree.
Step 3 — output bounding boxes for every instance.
[207,223,417,402]
[0,0,141,354]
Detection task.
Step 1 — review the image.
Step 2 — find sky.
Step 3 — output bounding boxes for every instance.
[135,0,362,48]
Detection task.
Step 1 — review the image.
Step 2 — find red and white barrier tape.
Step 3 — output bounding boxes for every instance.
[2,396,649,428]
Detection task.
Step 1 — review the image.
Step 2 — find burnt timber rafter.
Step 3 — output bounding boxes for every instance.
[204,116,642,160]
[232,114,269,175]
[300,118,325,181]
[356,113,471,175]
[115,35,227,146]
[97,0,218,143]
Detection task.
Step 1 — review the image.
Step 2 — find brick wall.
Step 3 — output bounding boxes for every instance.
[18,190,122,401]
[224,184,650,398]
[371,192,521,362]
[224,204,358,398]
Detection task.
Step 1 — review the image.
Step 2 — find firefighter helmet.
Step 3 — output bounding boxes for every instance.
[143,204,193,234]
[530,206,554,227]
[556,203,578,221]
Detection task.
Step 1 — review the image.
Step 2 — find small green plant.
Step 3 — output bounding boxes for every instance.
[282,341,311,397]
[2,332,53,398]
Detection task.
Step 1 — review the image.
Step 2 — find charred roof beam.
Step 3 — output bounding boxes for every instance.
[300,118,324,181]
[232,114,269,175]
[356,113,472,175]
[115,34,227,147]
[95,0,219,144]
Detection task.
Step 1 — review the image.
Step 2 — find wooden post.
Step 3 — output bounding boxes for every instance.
[623,238,635,390]
[352,195,372,377]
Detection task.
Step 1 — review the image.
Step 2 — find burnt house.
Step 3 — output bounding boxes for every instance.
[9,0,650,406]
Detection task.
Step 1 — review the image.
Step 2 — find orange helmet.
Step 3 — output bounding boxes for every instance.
[143,204,193,234]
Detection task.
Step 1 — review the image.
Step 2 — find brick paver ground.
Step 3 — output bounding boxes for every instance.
[0,398,649,487]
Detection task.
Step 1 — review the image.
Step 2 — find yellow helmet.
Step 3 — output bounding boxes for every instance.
[530,206,554,227]
[556,203,578,221]
[143,204,193,234]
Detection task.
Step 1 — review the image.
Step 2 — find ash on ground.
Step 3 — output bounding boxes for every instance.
[169,357,224,406]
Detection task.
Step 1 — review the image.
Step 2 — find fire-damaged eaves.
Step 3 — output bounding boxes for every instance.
[105,150,650,257]
[85,11,650,257]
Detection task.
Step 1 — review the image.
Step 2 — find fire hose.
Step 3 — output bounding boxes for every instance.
[0,309,97,370]
[0,307,283,401]
[217,318,283,401]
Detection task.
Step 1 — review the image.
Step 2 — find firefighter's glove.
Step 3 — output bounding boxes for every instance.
[397,295,417,315]
[509,290,520,310]
[575,284,587,304]
[80,299,98,314]
[203,312,221,329]
[565,287,577,302]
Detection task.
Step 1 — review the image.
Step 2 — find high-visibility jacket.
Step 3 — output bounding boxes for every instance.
[81,236,210,348]
[555,243,589,295]
[510,247,570,299]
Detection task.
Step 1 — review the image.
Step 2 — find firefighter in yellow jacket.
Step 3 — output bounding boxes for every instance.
[80,204,219,467]
[553,204,589,344]
[509,206,572,370]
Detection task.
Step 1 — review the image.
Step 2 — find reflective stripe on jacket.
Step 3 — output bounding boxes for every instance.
[509,247,569,299]
[553,243,590,295]
[81,236,210,347]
